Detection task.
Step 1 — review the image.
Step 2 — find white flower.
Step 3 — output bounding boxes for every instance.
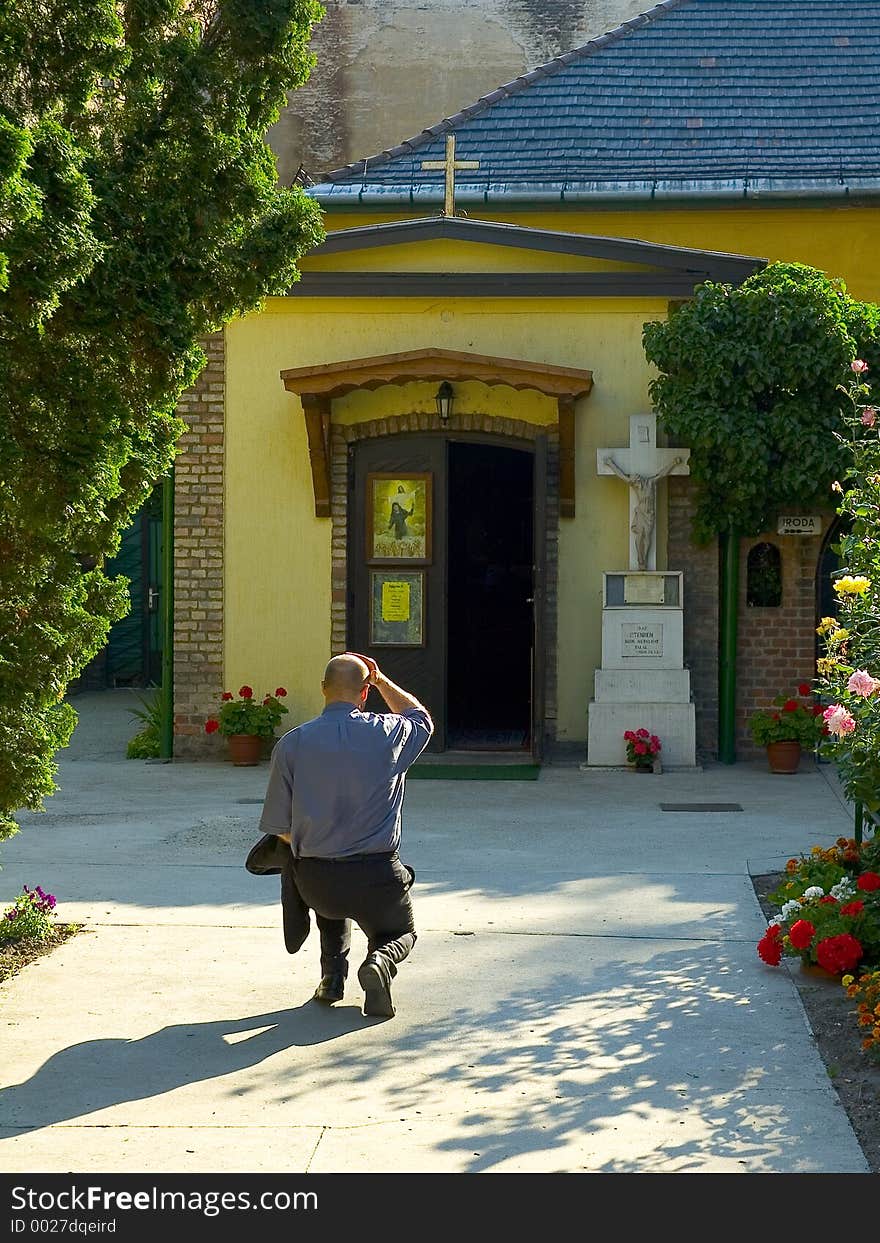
[803,886,825,899]
[781,900,802,920]
[830,877,857,901]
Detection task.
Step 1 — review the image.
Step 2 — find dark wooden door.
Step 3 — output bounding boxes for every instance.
[349,436,448,750]
[349,432,546,755]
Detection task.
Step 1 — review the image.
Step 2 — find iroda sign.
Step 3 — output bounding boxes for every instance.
[777,515,822,535]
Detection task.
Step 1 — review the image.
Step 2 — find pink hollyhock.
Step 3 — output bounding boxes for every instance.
[851,359,869,374]
[823,704,856,736]
[275,687,287,698]
[847,669,879,697]
[757,925,783,966]
[857,871,880,892]
[239,685,253,699]
[797,682,812,696]
[205,719,220,734]
[861,407,877,427]
[789,919,816,950]
[841,900,865,917]
[816,933,863,974]
[221,691,233,701]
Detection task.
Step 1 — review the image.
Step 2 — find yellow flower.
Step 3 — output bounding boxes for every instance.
[833,575,871,596]
[831,480,843,493]
[816,657,838,674]
[816,616,839,635]
[829,628,850,642]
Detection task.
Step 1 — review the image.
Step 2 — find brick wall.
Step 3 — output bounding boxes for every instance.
[172,331,225,756]
[331,410,561,749]
[667,476,718,759]
[668,476,836,760]
[736,521,832,758]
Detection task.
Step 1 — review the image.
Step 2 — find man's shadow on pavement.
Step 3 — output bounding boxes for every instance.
[0,1001,386,1137]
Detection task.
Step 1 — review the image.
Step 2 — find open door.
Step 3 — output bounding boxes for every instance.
[349,433,544,754]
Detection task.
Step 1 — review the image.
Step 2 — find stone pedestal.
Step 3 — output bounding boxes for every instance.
[587,572,697,767]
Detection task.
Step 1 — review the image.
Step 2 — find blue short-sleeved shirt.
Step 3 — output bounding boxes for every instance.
[258,701,433,858]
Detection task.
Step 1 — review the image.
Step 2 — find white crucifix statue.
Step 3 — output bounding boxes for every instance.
[597,414,690,572]
[420,133,480,217]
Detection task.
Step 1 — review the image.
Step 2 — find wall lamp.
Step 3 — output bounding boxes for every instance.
[435,380,454,422]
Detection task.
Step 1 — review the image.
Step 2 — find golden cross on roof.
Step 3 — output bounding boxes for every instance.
[420,133,480,217]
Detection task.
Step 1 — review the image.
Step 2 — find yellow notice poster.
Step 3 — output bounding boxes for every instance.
[382,580,411,622]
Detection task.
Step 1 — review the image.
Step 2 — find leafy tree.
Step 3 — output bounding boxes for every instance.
[642,263,880,543]
[0,0,325,840]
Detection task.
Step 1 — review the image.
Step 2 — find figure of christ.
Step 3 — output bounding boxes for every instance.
[603,454,685,572]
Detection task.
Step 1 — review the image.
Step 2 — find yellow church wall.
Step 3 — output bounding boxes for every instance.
[224,196,879,745]
[225,295,669,739]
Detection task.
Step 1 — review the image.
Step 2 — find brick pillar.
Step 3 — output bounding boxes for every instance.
[172,331,225,756]
[667,476,718,759]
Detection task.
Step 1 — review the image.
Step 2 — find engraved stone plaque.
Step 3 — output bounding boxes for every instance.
[621,622,664,658]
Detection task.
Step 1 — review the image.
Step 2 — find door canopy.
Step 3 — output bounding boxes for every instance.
[280,347,593,518]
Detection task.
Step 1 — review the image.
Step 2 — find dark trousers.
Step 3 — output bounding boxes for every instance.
[292,853,417,979]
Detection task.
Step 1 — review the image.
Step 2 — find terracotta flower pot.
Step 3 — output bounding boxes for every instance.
[766,740,801,774]
[227,734,264,766]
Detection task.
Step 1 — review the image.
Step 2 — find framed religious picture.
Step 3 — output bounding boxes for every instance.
[370,571,425,647]
[366,472,432,564]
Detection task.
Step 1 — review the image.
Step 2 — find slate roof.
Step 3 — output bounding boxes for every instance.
[307,0,880,206]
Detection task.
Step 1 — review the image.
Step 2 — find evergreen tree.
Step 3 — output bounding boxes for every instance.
[0,0,325,839]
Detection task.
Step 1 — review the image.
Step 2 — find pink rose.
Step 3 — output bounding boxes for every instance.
[851,359,869,374]
[861,407,877,427]
[823,704,856,736]
[847,669,879,698]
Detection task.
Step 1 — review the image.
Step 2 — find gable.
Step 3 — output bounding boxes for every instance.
[291,215,766,298]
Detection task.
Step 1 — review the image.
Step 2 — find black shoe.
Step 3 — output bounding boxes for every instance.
[313,972,345,1003]
[358,952,395,1017]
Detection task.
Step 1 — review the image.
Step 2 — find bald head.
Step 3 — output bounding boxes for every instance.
[322,654,370,704]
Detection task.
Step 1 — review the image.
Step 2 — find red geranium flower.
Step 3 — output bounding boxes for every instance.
[757,925,783,966]
[239,685,253,699]
[624,730,636,741]
[263,696,271,706]
[634,741,647,755]
[789,919,816,950]
[636,728,650,738]
[798,682,812,697]
[816,933,863,974]
[221,691,233,701]
[783,699,799,712]
[818,895,838,905]
[841,900,865,917]
[857,871,880,892]
[205,719,220,734]
[275,687,287,698]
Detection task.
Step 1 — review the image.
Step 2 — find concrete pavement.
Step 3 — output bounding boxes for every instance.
[0,690,870,1174]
